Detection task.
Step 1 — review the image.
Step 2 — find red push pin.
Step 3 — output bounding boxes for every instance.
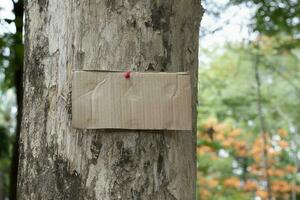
[123,71,131,79]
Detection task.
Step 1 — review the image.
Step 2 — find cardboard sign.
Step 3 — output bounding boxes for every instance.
[72,71,192,130]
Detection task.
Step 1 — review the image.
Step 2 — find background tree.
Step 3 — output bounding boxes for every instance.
[0,125,10,200]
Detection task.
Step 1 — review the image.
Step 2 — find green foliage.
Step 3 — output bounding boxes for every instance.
[0,32,24,90]
[0,90,14,197]
[199,38,300,134]
[229,0,300,48]
[197,36,300,199]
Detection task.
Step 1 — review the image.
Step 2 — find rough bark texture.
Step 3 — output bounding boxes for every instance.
[18,0,202,199]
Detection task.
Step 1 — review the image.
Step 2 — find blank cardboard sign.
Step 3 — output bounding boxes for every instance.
[72,71,192,130]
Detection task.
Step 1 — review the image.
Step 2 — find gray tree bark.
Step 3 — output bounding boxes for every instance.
[18,0,202,199]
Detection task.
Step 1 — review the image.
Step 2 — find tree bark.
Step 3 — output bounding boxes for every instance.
[18,1,202,199]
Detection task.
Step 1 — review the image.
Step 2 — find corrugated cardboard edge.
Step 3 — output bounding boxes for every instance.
[74,69,190,75]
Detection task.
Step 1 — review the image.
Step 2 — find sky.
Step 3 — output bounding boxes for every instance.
[0,0,15,35]
[200,0,256,48]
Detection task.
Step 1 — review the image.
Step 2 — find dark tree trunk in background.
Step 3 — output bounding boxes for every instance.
[0,172,4,200]
[18,1,202,199]
[9,1,24,200]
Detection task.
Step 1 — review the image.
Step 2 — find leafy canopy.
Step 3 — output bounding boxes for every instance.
[230,0,300,35]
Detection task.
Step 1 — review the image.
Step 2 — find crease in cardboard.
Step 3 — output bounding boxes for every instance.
[91,78,108,127]
[170,75,178,129]
[127,76,142,128]
[72,71,192,130]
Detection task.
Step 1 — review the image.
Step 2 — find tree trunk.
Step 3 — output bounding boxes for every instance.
[0,172,4,200]
[18,1,202,199]
[10,1,24,199]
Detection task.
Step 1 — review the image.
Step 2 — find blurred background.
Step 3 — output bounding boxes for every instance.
[198,0,300,199]
[0,0,299,200]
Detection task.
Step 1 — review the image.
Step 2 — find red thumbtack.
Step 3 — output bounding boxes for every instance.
[123,71,131,79]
